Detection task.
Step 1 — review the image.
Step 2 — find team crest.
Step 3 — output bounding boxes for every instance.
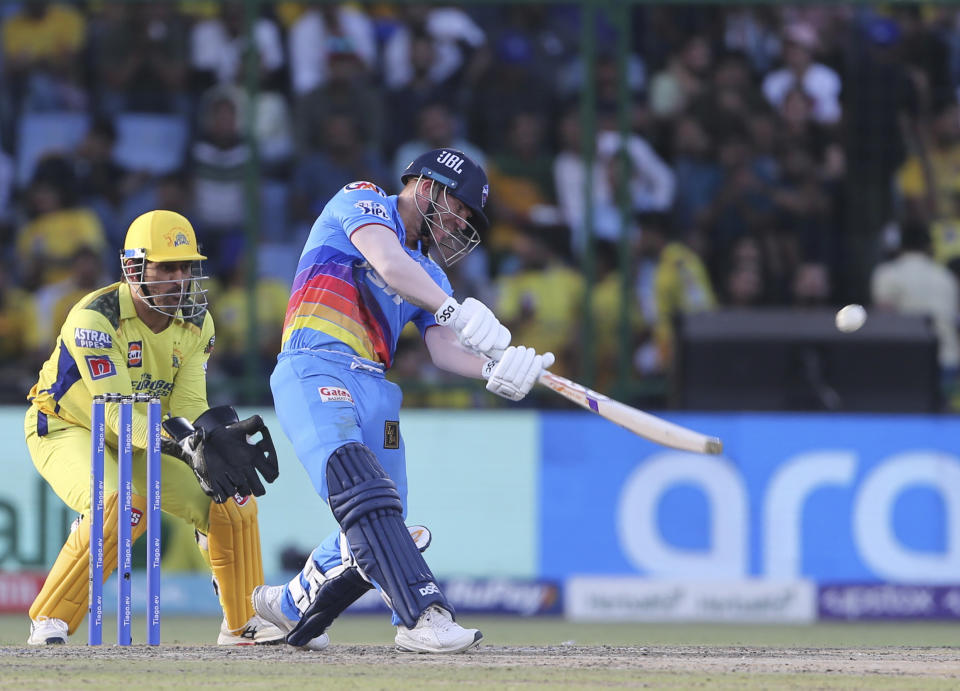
[344,181,385,197]
[172,348,182,368]
[164,228,190,247]
[127,341,142,367]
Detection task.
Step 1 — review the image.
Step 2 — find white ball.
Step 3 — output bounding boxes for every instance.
[835,304,867,333]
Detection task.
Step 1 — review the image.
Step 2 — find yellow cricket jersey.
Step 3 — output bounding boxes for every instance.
[27,281,215,451]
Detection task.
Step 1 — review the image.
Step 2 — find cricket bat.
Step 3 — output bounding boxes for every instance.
[538,371,723,454]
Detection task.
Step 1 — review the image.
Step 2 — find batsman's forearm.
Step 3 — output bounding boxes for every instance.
[424,326,489,378]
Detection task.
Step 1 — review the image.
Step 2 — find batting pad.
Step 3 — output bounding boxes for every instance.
[30,491,148,634]
[327,443,450,629]
[208,496,264,632]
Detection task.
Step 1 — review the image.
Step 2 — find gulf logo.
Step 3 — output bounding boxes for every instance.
[127,341,143,367]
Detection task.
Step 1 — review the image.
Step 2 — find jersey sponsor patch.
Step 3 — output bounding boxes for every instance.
[130,508,143,527]
[85,355,116,380]
[75,328,112,349]
[384,420,399,449]
[318,386,354,404]
[353,200,390,220]
[127,341,143,367]
[204,335,216,354]
[343,181,385,196]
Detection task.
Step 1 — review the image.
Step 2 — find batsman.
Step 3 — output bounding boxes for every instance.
[24,210,282,645]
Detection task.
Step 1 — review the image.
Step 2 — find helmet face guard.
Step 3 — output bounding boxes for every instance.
[413,177,481,266]
[401,149,490,266]
[121,249,209,319]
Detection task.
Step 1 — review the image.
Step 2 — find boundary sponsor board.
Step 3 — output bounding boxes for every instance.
[347,578,562,616]
[819,583,960,620]
[565,578,816,622]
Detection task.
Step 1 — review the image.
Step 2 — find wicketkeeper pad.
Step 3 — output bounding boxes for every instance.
[29,491,148,634]
[326,442,451,629]
[207,495,265,632]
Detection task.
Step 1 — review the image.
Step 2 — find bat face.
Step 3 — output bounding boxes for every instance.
[538,372,722,455]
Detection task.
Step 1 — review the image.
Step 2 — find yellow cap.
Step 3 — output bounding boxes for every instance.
[123,210,207,262]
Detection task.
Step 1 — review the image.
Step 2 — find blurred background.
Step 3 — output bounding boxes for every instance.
[1,1,960,628]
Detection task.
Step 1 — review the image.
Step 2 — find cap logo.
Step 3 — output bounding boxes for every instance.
[436,150,464,175]
[164,228,190,247]
[481,184,489,208]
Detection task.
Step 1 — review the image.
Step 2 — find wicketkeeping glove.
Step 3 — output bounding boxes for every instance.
[162,406,280,503]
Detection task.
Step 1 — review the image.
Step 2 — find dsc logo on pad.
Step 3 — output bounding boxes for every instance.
[318,386,354,404]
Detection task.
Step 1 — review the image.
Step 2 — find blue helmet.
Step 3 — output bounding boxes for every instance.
[401,149,490,232]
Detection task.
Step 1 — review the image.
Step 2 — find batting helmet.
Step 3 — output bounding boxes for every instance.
[401,149,489,264]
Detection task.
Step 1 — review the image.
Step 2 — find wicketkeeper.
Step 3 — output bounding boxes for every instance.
[24,210,281,645]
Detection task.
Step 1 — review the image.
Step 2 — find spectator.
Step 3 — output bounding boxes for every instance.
[384,32,459,157]
[392,102,484,182]
[189,1,284,93]
[382,4,489,92]
[290,113,390,235]
[2,0,88,113]
[189,88,250,270]
[649,34,712,121]
[844,16,922,299]
[670,115,722,233]
[287,4,377,96]
[0,257,41,402]
[495,229,584,378]
[485,111,562,267]
[871,218,959,392]
[466,30,557,153]
[15,156,107,290]
[554,109,675,257]
[91,3,190,117]
[632,214,715,374]
[723,234,769,306]
[294,36,383,155]
[33,244,105,348]
[896,101,960,221]
[762,22,842,126]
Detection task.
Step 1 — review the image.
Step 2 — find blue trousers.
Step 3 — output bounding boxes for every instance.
[270,348,407,623]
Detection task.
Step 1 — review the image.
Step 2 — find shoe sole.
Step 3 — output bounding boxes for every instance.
[395,630,482,654]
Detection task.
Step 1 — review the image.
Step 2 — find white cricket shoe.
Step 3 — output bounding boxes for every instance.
[217,613,286,645]
[251,584,330,651]
[27,617,68,645]
[395,605,482,653]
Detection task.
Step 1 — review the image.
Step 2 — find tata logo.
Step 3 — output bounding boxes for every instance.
[436,150,464,174]
[318,386,354,404]
[127,341,142,367]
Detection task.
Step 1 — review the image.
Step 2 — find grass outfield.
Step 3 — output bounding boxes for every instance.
[1,615,958,689]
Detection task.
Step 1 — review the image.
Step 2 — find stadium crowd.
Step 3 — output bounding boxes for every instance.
[2,2,960,406]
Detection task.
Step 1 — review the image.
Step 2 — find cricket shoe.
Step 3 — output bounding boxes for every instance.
[251,584,330,651]
[27,617,68,645]
[217,613,287,645]
[395,605,482,653]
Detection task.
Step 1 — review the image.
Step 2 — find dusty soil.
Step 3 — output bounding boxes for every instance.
[4,644,959,678]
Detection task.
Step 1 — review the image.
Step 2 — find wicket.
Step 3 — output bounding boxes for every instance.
[88,394,162,646]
